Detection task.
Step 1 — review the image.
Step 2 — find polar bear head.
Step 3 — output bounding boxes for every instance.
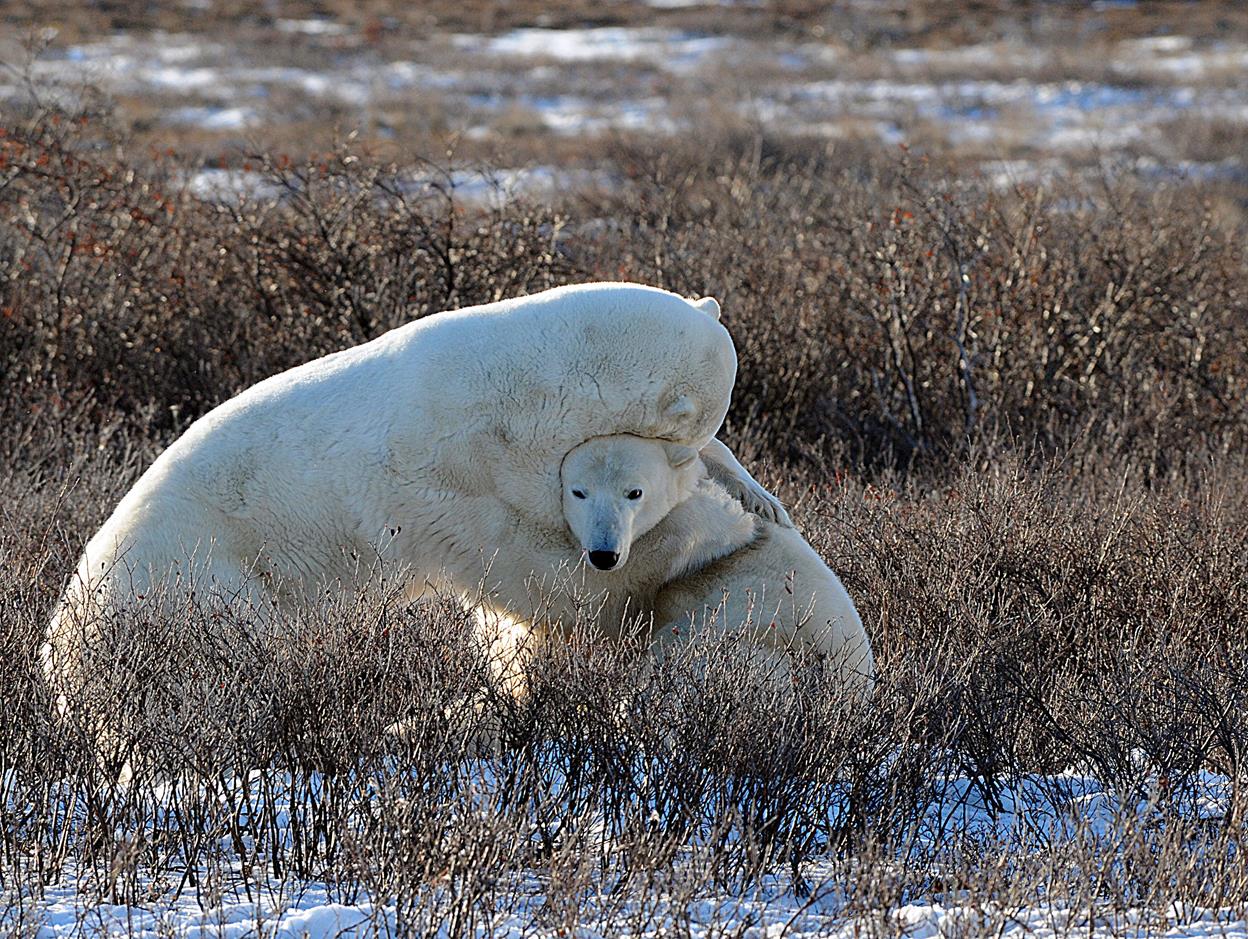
[560,434,704,572]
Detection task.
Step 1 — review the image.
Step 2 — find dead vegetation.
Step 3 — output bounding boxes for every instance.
[7,0,1248,48]
[3,87,1248,933]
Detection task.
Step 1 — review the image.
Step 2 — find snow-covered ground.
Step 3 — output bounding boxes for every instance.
[8,24,1246,192]
[450,27,735,72]
[26,872,1248,939]
[10,766,1247,937]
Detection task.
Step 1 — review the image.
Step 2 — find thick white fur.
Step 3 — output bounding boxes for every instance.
[476,435,874,699]
[648,493,874,699]
[45,283,748,711]
[465,435,708,653]
[561,437,701,571]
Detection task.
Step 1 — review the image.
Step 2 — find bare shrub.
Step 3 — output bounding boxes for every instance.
[584,135,1248,476]
[4,96,1248,932]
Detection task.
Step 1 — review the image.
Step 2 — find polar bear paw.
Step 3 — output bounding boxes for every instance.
[722,472,795,528]
[700,438,795,528]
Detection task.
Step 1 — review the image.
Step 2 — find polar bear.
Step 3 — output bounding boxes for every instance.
[471,435,873,701]
[463,435,709,657]
[44,283,786,720]
[562,436,873,695]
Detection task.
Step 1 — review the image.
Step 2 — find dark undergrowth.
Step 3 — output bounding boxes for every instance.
[3,99,1248,934]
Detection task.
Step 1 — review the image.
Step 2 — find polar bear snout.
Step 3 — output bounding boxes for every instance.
[588,549,621,571]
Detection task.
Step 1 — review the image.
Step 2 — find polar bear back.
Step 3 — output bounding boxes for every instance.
[62,282,735,616]
[393,283,736,525]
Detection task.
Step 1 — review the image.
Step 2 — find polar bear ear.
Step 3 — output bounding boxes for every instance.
[691,296,722,320]
[663,443,699,469]
[663,395,697,421]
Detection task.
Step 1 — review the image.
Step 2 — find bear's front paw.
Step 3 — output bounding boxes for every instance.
[727,476,794,528]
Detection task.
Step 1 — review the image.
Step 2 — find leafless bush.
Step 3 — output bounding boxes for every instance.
[586,135,1248,476]
[4,97,1248,932]
[4,109,1246,475]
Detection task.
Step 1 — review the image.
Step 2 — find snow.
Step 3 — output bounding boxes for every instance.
[890,42,1049,71]
[180,164,610,207]
[29,878,377,938]
[183,168,285,203]
[642,0,764,8]
[1126,35,1195,54]
[393,165,615,204]
[33,36,450,121]
[450,27,735,72]
[526,95,675,135]
[22,879,1248,937]
[752,74,1248,152]
[26,26,1248,165]
[274,18,350,37]
[165,104,259,130]
[9,766,1247,937]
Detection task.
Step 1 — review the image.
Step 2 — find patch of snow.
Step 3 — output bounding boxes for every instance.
[451,27,735,73]
[641,0,767,7]
[183,168,285,204]
[393,165,615,206]
[39,38,462,112]
[1150,47,1248,79]
[26,873,379,938]
[980,158,1065,189]
[275,18,350,36]
[528,94,675,135]
[467,90,677,136]
[1132,156,1248,184]
[757,75,1248,153]
[181,164,609,208]
[1126,35,1194,54]
[165,104,260,130]
[890,42,1049,71]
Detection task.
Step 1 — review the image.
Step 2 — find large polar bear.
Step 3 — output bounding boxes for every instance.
[472,434,874,701]
[45,283,787,715]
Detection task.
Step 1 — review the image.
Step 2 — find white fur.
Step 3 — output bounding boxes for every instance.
[44,283,739,710]
[561,436,700,571]
[649,492,875,698]
[464,435,708,650]
[700,437,793,528]
[476,435,874,699]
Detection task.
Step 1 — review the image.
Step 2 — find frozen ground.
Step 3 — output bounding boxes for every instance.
[5,22,1246,191]
[25,873,1248,939]
[10,766,1247,938]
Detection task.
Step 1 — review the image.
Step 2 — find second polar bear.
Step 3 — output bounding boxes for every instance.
[473,435,874,698]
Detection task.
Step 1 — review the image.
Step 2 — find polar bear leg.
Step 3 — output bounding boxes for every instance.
[470,604,547,704]
[700,438,793,528]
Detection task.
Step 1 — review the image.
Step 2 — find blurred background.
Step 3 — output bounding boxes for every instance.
[4,1,1246,208]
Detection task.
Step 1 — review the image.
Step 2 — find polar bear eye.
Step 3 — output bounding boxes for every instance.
[627,489,643,500]
[572,489,587,500]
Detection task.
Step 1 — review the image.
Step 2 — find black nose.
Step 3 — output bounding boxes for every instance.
[588,550,620,571]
